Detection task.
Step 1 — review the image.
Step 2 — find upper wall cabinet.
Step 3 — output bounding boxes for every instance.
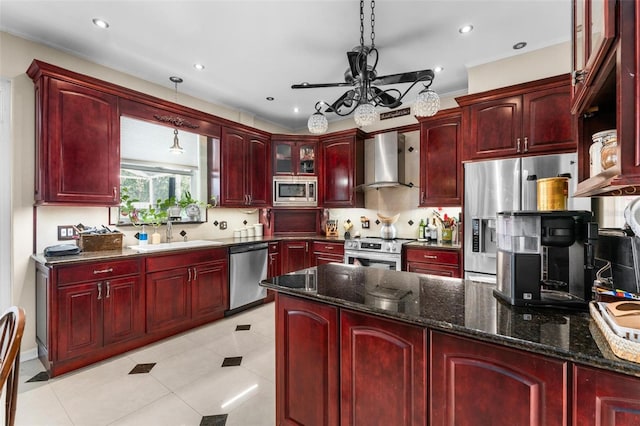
[219,127,270,207]
[28,62,120,205]
[418,109,462,207]
[320,129,365,208]
[572,0,640,196]
[571,0,617,111]
[457,75,575,161]
[272,135,319,176]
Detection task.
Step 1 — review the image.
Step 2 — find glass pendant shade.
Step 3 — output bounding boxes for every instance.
[169,129,184,154]
[413,88,440,117]
[307,111,329,134]
[353,103,377,127]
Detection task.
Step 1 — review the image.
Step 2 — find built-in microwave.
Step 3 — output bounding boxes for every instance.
[273,176,317,206]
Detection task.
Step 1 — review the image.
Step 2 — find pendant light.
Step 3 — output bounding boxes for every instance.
[169,76,184,155]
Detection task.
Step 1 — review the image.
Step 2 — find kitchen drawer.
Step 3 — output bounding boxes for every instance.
[146,248,227,273]
[405,248,459,266]
[57,258,140,285]
[268,242,280,253]
[312,241,344,255]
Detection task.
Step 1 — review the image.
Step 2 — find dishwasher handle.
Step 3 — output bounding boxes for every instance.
[229,242,269,254]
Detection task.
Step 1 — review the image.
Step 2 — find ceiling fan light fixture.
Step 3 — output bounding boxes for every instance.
[354,102,377,127]
[413,88,440,117]
[308,111,329,134]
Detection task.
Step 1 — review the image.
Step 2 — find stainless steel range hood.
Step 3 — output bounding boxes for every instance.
[363,131,407,189]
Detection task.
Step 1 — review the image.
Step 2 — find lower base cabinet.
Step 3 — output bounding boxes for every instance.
[275,294,640,426]
[341,310,425,426]
[404,246,461,277]
[276,294,425,426]
[573,365,640,425]
[276,294,339,426]
[430,331,568,425]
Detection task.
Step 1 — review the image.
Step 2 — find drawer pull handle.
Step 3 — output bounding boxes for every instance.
[106,282,110,298]
[324,246,334,250]
[193,267,197,281]
[188,268,192,282]
[93,268,113,275]
[423,255,438,259]
[97,282,102,300]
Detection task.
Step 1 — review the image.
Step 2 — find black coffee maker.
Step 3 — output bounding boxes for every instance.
[494,211,598,309]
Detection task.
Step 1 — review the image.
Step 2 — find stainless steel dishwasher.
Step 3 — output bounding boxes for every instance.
[229,242,269,311]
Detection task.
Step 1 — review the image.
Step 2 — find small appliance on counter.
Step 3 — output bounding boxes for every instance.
[594,228,640,295]
[494,210,598,309]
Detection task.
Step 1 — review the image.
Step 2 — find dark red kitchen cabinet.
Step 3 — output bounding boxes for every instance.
[404,247,461,277]
[272,135,318,176]
[265,242,281,302]
[191,259,228,321]
[419,109,462,206]
[573,365,640,426]
[341,310,426,426]
[57,282,103,360]
[53,259,144,369]
[220,126,270,207]
[146,268,191,333]
[320,129,365,207]
[276,294,339,426]
[310,241,344,266]
[430,330,568,426]
[458,75,575,161]
[146,248,229,333]
[28,63,120,205]
[281,240,310,274]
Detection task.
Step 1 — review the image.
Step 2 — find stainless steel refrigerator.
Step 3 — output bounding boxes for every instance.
[463,153,590,283]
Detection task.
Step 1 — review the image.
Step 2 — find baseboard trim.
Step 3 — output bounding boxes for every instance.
[21,347,39,361]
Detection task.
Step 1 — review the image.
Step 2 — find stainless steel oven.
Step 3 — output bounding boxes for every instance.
[344,238,412,271]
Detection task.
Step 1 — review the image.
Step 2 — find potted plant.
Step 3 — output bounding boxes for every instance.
[178,191,206,221]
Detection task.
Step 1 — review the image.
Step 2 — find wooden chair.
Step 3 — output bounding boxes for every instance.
[0,307,26,426]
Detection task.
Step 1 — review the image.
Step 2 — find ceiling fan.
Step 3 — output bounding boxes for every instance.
[292,0,440,134]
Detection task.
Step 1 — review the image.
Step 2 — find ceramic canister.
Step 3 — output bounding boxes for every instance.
[254,223,264,237]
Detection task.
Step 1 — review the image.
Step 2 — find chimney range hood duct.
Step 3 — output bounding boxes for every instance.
[363,131,408,189]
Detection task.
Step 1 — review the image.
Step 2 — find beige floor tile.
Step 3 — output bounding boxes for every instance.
[149,345,224,392]
[14,384,73,426]
[226,388,276,426]
[241,342,276,383]
[107,393,202,426]
[205,328,271,358]
[126,334,200,365]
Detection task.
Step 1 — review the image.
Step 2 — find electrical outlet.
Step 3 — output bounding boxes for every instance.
[220,221,227,230]
[57,225,78,240]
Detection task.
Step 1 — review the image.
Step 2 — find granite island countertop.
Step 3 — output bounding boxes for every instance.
[261,263,640,378]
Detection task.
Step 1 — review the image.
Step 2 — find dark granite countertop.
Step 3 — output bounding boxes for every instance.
[261,263,640,378]
[32,235,346,267]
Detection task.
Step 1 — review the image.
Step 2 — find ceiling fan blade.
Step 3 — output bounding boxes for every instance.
[326,90,356,113]
[371,87,401,108]
[291,82,354,89]
[372,69,435,85]
[347,50,367,79]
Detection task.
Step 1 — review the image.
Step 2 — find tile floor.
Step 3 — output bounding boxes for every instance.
[14,303,276,426]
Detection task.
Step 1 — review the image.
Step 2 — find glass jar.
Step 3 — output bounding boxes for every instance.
[600,135,618,170]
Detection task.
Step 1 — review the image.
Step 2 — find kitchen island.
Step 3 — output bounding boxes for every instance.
[261,263,640,426]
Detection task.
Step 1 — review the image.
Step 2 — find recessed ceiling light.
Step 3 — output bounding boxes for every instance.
[266,97,275,101]
[513,42,527,50]
[193,63,205,71]
[294,107,299,113]
[459,24,473,34]
[92,18,109,29]
[434,66,444,73]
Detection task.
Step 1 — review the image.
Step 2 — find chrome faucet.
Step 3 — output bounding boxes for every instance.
[166,220,173,243]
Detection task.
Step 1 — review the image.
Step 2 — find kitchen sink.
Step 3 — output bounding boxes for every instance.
[129,239,225,252]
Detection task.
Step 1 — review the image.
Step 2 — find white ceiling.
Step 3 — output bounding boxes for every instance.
[0,0,571,132]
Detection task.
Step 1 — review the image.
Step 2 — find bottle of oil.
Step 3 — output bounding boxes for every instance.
[418,219,426,240]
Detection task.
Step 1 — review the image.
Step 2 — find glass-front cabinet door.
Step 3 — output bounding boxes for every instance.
[272,138,317,176]
[571,0,616,111]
